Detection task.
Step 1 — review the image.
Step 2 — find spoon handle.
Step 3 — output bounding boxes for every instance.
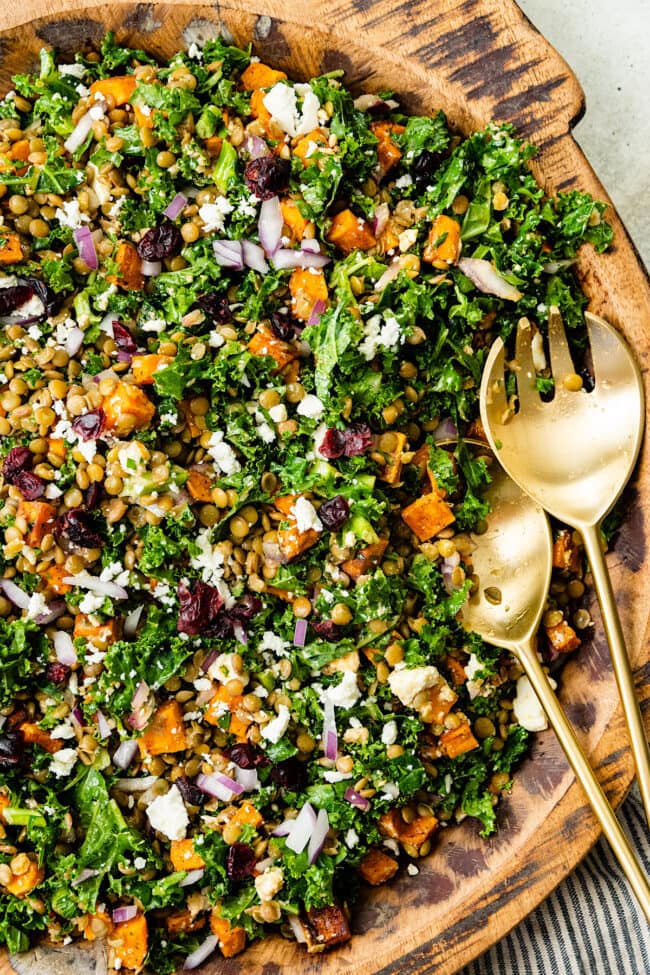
[581,522,650,827]
[517,641,650,923]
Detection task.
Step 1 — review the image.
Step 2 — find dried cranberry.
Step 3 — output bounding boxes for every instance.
[112,322,138,355]
[137,221,183,261]
[230,593,262,621]
[84,483,101,510]
[0,285,34,318]
[318,495,350,531]
[195,293,232,327]
[46,661,71,685]
[0,729,24,768]
[3,446,33,484]
[175,775,205,806]
[312,620,344,641]
[244,156,291,200]
[412,149,441,192]
[24,277,62,317]
[14,471,45,500]
[319,428,347,460]
[269,311,302,341]
[343,423,372,457]
[55,509,102,549]
[177,579,223,635]
[270,757,307,792]
[226,842,257,881]
[226,743,269,770]
[72,408,106,441]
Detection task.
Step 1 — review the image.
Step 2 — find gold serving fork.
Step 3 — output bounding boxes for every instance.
[479,307,650,824]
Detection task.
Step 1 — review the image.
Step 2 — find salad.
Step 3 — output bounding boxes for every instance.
[0,32,611,973]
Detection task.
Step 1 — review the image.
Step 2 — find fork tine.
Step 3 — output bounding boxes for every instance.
[480,337,509,422]
[547,305,576,381]
[514,317,539,409]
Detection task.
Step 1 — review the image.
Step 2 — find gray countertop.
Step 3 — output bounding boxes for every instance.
[518,0,649,269]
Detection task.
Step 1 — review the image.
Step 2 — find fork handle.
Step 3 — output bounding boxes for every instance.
[517,640,650,922]
[581,523,650,827]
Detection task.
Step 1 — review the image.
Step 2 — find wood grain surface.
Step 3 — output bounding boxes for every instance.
[1,2,649,974]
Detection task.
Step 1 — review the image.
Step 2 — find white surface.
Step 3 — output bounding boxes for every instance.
[518,0,650,269]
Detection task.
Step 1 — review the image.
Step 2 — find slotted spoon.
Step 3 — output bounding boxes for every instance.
[480,306,650,825]
[459,444,650,921]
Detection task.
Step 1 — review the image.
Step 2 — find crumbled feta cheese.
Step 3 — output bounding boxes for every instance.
[118,441,148,474]
[107,198,125,220]
[50,747,78,778]
[88,102,106,121]
[407,863,419,876]
[79,591,105,615]
[209,330,225,348]
[359,313,403,360]
[398,228,418,252]
[27,324,42,341]
[262,82,320,137]
[140,318,167,333]
[190,529,233,605]
[380,782,400,801]
[58,62,86,79]
[323,770,353,782]
[54,199,90,230]
[254,866,284,902]
[268,403,287,423]
[292,496,322,533]
[259,631,290,658]
[187,42,203,60]
[133,857,147,871]
[146,785,189,841]
[388,665,440,709]
[198,198,234,233]
[261,704,291,744]
[394,173,413,189]
[325,671,360,709]
[205,431,241,475]
[381,720,398,745]
[296,394,325,420]
[76,83,90,98]
[209,652,249,687]
[345,828,360,849]
[26,592,48,620]
[55,317,81,348]
[513,674,556,732]
[464,653,486,700]
[50,721,76,740]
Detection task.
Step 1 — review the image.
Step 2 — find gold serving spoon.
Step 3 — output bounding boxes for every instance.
[458,444,650,921]
[480,307,650,826]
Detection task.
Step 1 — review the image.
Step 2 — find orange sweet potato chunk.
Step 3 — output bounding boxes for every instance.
[170,839,206,872]
[139,700,188,757]
[289,267,328,322]
[248,328,298,370]
[187,469,214,503]
[19,722,62,754]
[210,913,247,958]
[401,493,455,541]
[371,122,404,174]
[131,354,173,385]
[280,199,313,242]
[293,128,329,166]
[17,500,56,547]
[240,62,287,91]
[165,910,206,934]
[439,723,479,759]
[341,539,389,582]
[89,75,138,106]
[204,685,251,741]
[228,800,263,829]
[326,209,376,254]
[377,432,408,485]
[110,912,148,971]
[109,241,144,291]
[423,214,461,266]
[0,231,23,264]
[545,620,581,654]
[552,529,583,574]
[74,615,118,651]
[358,848,399,886]
[103,381,155,436]
[5,856,45,897]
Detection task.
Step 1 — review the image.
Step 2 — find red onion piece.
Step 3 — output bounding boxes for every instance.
[35,599,66,625]
[322,699,337,760]
[131,680,149,710]
[372,202,390,237]
[272,247,330,270]
[344,788,371,811]
[163,193,188,220]
[244,135,269,159]
[307,807,329,865]
[234,766,260,792]
[232,621,248,646]
[179,868,205,887]
[183,934,218,971]
[73,227,98,270]
[0,579,30,610]
[213,239,244,270]
[457,257,523,301]
[62,571,128,600]
[114,775,159,792]
[96,709,111,739]
[112,905,138,924]
[200,648,218,673]
[64,105,101,154]
[127,708,149,731]
[432,417,458,443]
[300,238,321,254]
[71,867,100,887]
[258,196,283,256]
[196,772,244,801]
[123,604,144,638]
[71,705,83,726]
[271,819,295,837]
[374,260,401,292]
[242,240,269,274]
[307,298,327,327]
[353,93,399,112]
[64,326,84,357]
[141,259,162,277]
[285,801,316,854]
[54,630,77,666]
[112,739,139,770]
[287,914,307,944]
[293,618,308,647]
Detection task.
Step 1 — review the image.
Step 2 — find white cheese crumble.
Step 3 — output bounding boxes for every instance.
[388,665,440,709]
[50,747,78,778]
[513,674,556,732]
[359,313,403,361]
[296,394,325,420]
[261,704,291,744]
[79,591,105,615]
[381,720,398,746]
[208,652,249,687]
[407,863,419,876]
[324,671,360,710]
[146,785,189,841]
[26,592,48,620]
[54,199,90,230]
[345,828,360,849]
[205,431,241,475]
[133,857,147,871]
[292,496,322,533]
[58,62,86,79]
[190,529,233,605]
[198,198,234,233]
[255,866,284,902]
[394,173,413,188]
[259,631,290,658]
[50,721,76,740]
[262,82,321,138]
[268,403,287,423]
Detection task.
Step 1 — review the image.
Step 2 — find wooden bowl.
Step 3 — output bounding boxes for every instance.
[1,3,649,973]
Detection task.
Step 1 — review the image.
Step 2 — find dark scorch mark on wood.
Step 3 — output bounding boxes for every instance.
[445,841,488,877]
[564,699,597,732]
[123,4,162,33]
[610,488,646,573]
[36,18,103,53]
[252,19,290,64]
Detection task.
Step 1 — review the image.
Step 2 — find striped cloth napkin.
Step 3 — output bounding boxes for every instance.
[461,785,650,974]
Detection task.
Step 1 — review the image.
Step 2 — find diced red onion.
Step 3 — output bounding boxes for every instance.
[163,193,188,220]
[99,314,116,337]
[183,934,218,971]
[457,257,522,301]
[0,579,30,609]
[307,807,329,865]
[112,739,139,770]
[272,820,294,837]
[35,599,66,625]
[372,202,390,237]
[353,93,399,112]
[432,417,458,443]
[62,571,128,600]
[114,775,159,792]
[131,680,149,710]
[71,705,83,727]
[242,240,269,274]
[322,699,338,760]
[124,604,144,638]
[307,298,327,327]
[199,648,218,673]
[196,772,244,801]
[213,239,244,270]
[258,196,283,256]
[234,766,260,792]
[63,107,98,154]
[287,914,307,944]
[244,135,269,159]
[64,326,84,357]
[73,227,98,270]
[374,259,401,292]
[293,618,308,647]
[232,621,248,646]
[441,552,461,593]
[54,630,77,666]
[71,867,99,887]
[127,708,149,732]
[300,238,321,255]
[344,788,371,811]
[272,247,330,270]
[112,905,138,924]
[179,868,205,887]
[141,259,162,277]
[97,709,111,739]
[285,801,316,854]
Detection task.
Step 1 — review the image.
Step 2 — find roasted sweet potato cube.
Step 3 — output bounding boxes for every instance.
[326,209,376,254]
[248,328,298,370]
[293,128,329,166]
[17,500,56,547]
[240,62,287,90]
[423,214,461,266]
[303,904,351,953]
[552,529,583,574]
[170,839,206,872]
[440,723,479,758]
[425,682,459,724]
[139,700,188,757]
[250,89,273,132]
[0,231,23,264]
[89,75,138,107]
[371,122,404,174]
[289,267,328,322]
[131,354,173,385]
[109,912,148,972]
[445,655,468,686]
[187,469,214,503]
[401,493,455,541]
[358,848,399,886]
[377,431,408,485]
[397,815,439,848]
[41,564,73,595]
[74,615,118,651]
[210,913,247,957]
[341,539,389,582]
[79,911,113,942]
[165,910,206,934]
[133,103,155,129]
[204,685,252,741]
[410,443,430,479]
[109,241,144,291]
[5,855,44,897]
[277,524,319,561]
[228,800,264,829]
[280,199,313,242]
[103,381,155,436]
[19,722,62,754]
[545,620,581,654]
